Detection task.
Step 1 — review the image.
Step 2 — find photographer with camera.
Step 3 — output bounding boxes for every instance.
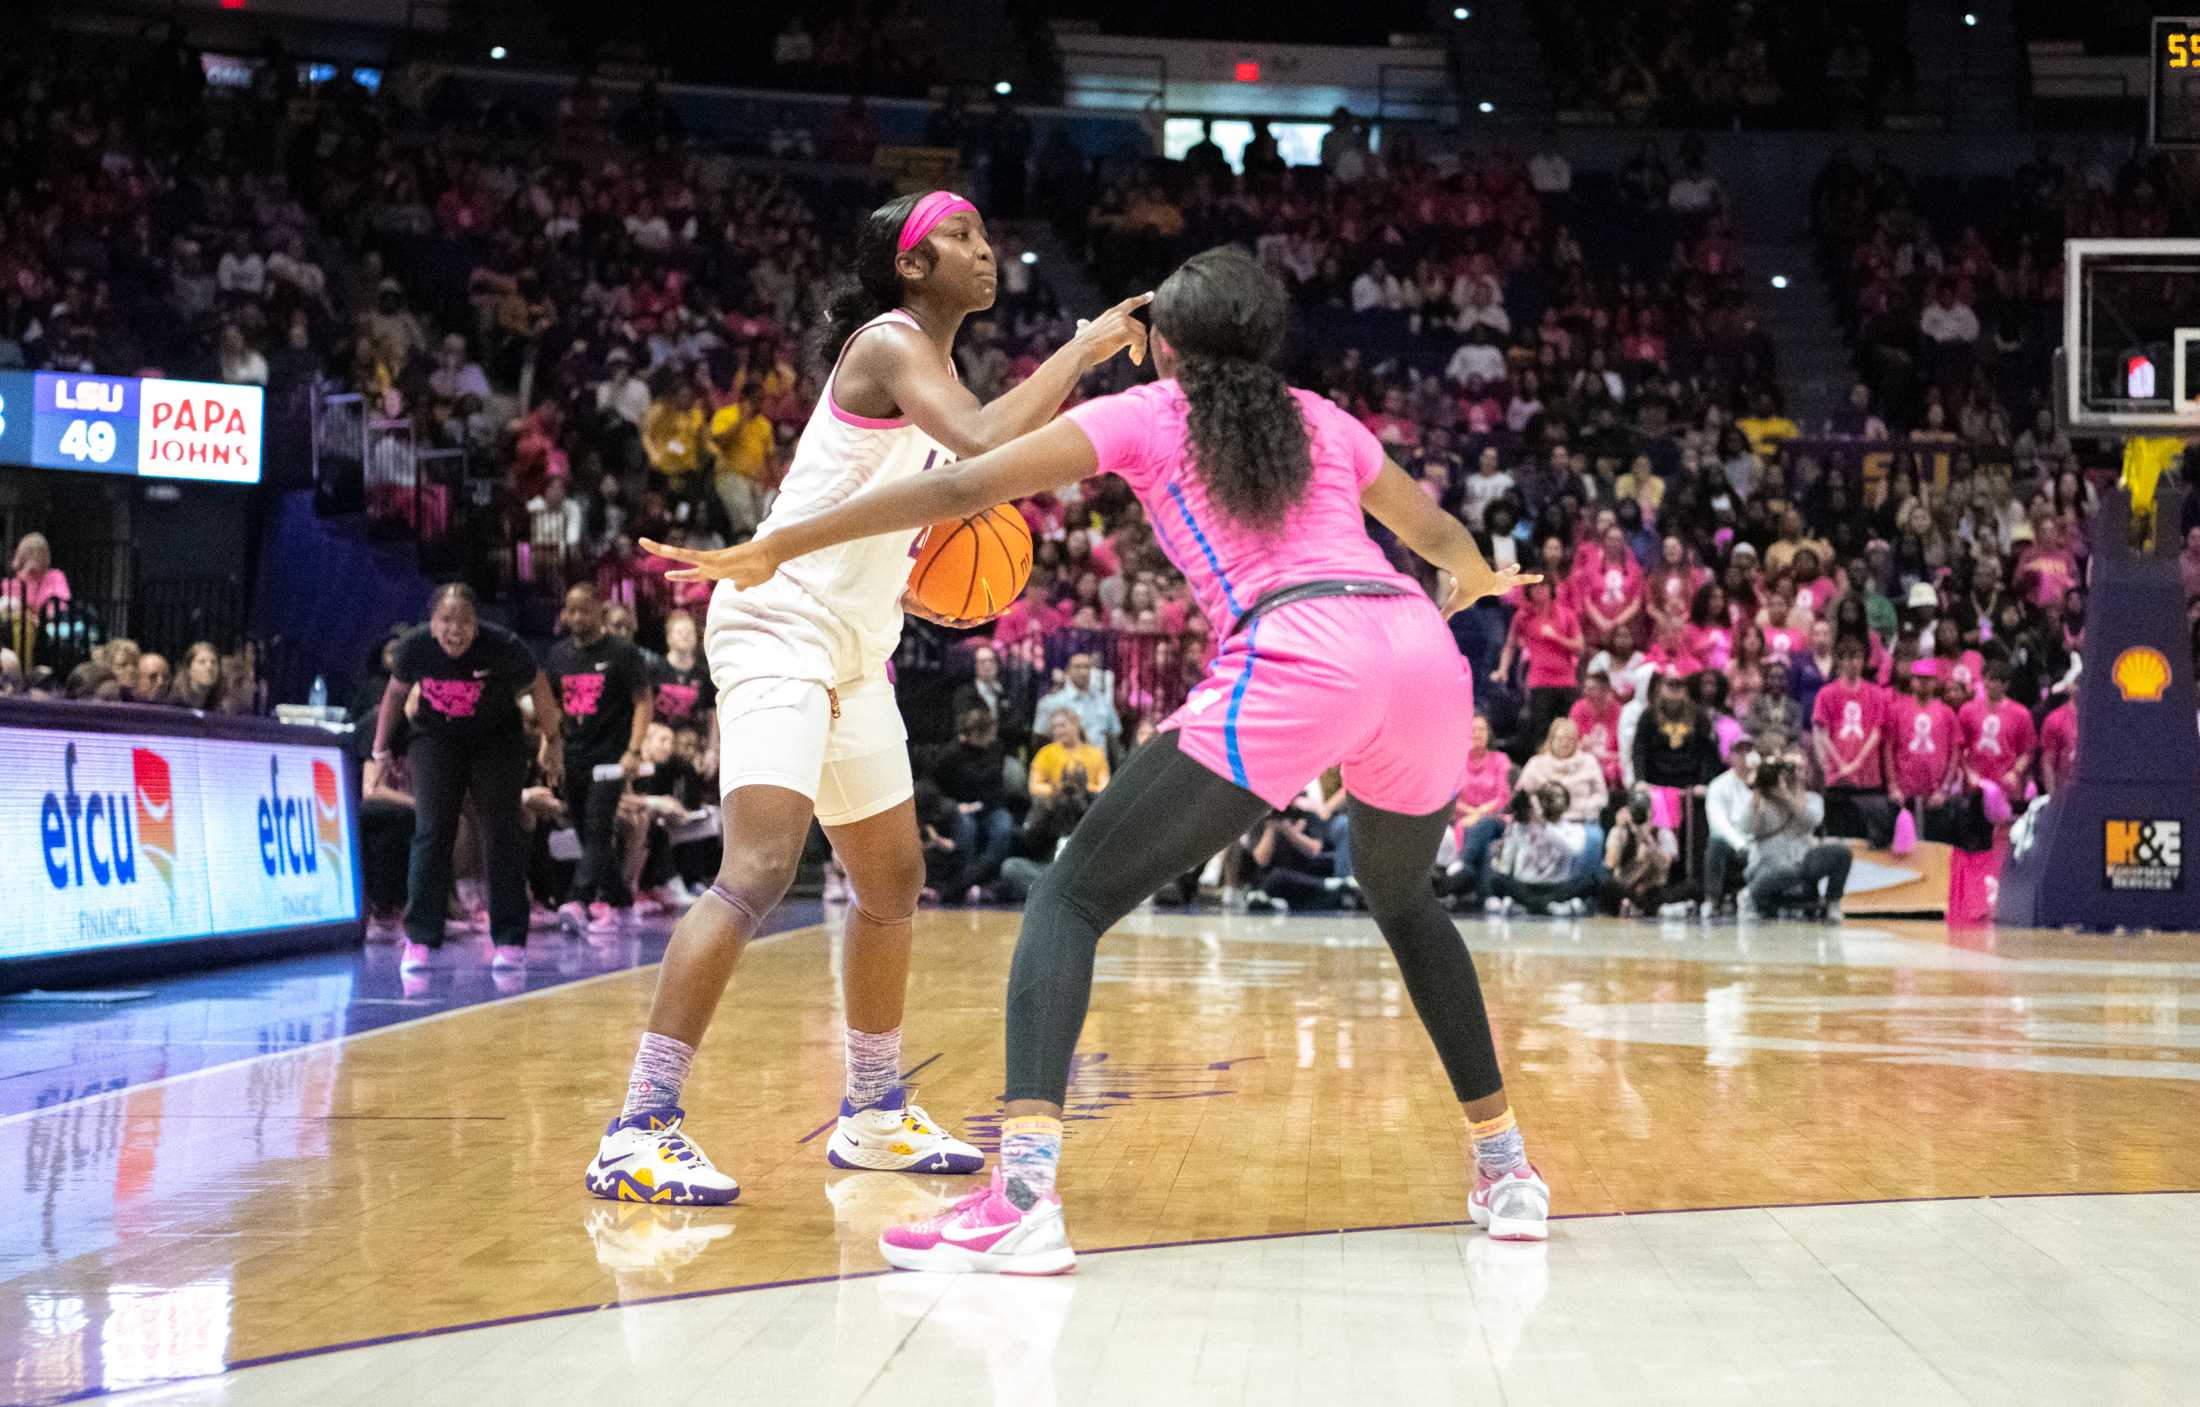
[1602,786,1693,917]
[1702,735,1759,918]
[1481,782,1599,917]
[1741,750,1852,923]
[994,755,1096,903]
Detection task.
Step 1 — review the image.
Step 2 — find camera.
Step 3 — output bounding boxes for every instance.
[1755,758,1793,792]
[1626,790,1652,825]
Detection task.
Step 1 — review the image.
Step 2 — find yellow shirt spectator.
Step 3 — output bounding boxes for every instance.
[643,396,706,479]
[1029,740,1109,800]
[711,403,774,482]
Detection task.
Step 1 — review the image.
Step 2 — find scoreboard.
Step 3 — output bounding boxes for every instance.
[2153,17,2200,149]
[0,371,263,485]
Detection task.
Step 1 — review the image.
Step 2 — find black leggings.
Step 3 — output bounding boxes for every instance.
[1004,732,1509,1107]
[407,731,529,947]
[563,764,632,907]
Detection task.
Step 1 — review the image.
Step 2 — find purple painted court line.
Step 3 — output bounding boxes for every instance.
[0,902,823,1123]
[26,1184,2198,1406]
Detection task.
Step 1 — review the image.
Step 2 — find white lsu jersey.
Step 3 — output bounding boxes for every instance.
[711,310,953,681]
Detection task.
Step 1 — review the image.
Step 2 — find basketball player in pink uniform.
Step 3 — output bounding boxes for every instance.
[1960,658,2037,799]
[1887,658,1960,809]
[647,247,1547,1267]
[583,191,1149,1204]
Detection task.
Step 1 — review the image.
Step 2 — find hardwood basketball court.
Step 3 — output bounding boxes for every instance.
[5,907,2198,1406]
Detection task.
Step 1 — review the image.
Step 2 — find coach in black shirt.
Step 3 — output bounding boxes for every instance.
[545,583,653,929]
[373,583,561,966]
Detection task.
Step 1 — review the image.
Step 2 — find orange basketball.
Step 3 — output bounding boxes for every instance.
[907,502,1033,624]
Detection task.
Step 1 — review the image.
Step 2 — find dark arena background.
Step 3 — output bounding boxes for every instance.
[3,1,2199,1404]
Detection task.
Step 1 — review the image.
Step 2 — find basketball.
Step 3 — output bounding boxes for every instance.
[907,503,1033,624]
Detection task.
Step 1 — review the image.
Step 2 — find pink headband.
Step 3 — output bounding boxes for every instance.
[898,191,977,250]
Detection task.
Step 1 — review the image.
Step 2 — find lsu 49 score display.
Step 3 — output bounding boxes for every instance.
[0,371,263,485]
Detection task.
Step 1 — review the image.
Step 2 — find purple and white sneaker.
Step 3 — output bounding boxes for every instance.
[879,1173,1075,1275]
[826,1085,984,1174]
[583,1107,741,1205]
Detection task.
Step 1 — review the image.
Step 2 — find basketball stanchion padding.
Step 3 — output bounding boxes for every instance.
[1996,473,2200,930]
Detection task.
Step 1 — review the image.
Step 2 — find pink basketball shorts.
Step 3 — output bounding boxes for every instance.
[1162,591,1474,817]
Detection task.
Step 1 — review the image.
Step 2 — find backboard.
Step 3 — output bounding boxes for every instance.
[2063,239,2200,432]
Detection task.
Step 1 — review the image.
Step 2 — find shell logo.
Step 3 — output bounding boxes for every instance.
[2111,646,2172,703]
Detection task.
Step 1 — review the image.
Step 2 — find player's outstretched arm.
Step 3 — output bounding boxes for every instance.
[842,294,1150,457]
[1360,458,1538,616]
[643,418,1100,589]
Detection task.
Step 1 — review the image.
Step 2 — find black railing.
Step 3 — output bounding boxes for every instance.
[15,577,249,682]
[894,623,1208,746]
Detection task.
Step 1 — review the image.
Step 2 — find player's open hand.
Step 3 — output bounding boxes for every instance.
[641,536,778,588]
[1438,563,1539,618]
[1074,292,1154,369]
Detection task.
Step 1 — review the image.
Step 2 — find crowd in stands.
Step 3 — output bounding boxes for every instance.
[1815,143,2187,439]
[1,17,2181,924]
[1,530,267,707]
[1532,0,1914,129]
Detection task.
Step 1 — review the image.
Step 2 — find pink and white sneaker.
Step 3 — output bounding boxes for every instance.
[1468,1163,1551,1242]
[878,1174,1075,1275]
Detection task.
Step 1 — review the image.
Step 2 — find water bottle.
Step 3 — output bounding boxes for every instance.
[309,674,327,709]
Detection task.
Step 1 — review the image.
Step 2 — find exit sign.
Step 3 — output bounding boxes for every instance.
[1234,61,1259,82]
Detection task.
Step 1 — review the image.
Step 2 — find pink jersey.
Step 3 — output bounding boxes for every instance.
[1813,678,1888,788]
[2017,548,2080,609]
[1516,602,1584,689]
[1887,695,1959,798]
[1456,748,1513,815]
[1578,557,1643,631]
[1688,624,1734,671]
[2040,702,2078,791]
[1959,696,2036,786]
[1569,695,1624,785]
[1064,382,1412,633]
[1936,648,1985,702]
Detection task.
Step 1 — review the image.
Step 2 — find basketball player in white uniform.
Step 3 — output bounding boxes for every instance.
[586,191,1150,1203]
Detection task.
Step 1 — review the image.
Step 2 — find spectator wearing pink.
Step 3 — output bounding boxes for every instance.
[1887,659,1960,806]
[1959,658,2036,797]
[1,532,69,621]
[1018,494,1066,540]
[1576,527,1643,651]
[1727,625,1768,716]
[988,594,1048,669]
[1686,582,1735,671]
[1760,583,1807,661]
[2039,697,2079,794]
[1812,638,1893,844]
[1498,576,1584,754]
[1644,617,1703,677]
[1567,670,1625,790]
[1789,549,1835,615]
[1447,715,1515,900]
[1927,620,1984,702]
[1064,528,1120,581]
[2014,518,2081,611]
[1519,717,1608,822]
[1643,536,1706,638]
[1360,387,1420,449]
